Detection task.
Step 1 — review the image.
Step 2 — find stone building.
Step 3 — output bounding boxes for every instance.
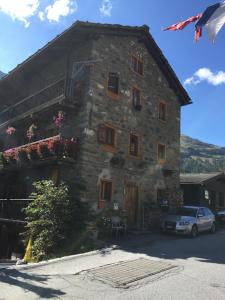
[0,22,191,255]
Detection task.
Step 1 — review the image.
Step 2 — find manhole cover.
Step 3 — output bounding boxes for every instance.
[88,258,176,286]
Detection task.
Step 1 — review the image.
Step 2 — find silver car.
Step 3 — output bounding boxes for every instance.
[161,206,216,238]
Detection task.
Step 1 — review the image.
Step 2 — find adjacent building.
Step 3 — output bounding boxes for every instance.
[180,172,225,210]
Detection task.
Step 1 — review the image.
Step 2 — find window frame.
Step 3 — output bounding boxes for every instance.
[107,72,120,100]
[99,179,113,209]
[98,123,117,153]
[128,132,141,158]
[158,101,167,122]
[158,143,166,164]
[130,55,144,76]
[132,86,142,110]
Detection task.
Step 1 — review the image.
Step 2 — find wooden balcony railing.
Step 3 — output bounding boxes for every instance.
[0,198,31,223]
[0,78,76,128]
[1,135,79,168]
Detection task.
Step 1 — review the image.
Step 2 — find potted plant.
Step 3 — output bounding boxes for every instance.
[18,149,29,162]
[39,144,51,158]
[28,146,39,160]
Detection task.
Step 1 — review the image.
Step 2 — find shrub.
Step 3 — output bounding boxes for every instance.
[23,180,73,261]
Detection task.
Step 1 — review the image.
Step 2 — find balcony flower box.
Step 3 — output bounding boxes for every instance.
[18,149,29,163]
[2,135,79,166]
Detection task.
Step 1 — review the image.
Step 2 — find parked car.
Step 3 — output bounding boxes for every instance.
[161,206,216,238]
[215,210,225,227]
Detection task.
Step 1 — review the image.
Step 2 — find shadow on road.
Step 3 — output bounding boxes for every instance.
[109,229,225,265]
[0,268,65,298]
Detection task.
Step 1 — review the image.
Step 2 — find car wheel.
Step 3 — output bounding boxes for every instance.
[210,222,216,234]
[191,225,198,238]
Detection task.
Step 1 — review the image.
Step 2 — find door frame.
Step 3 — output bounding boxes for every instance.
[123,181,140,227]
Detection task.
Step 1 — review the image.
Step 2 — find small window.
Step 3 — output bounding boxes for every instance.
[129,133,140,157]
[132,87,142,110]
[158,144,166,163]
[159,102,166,121]
[107,72,119,95]
[131,55,144,75]
[99,179,113,208]
[97,125,116,147]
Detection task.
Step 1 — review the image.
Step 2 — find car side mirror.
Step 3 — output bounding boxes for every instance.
[197,214,204,218]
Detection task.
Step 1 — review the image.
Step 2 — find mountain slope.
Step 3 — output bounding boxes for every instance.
[181,135,225,173]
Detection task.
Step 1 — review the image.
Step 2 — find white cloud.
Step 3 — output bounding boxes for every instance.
[184,68,225,86]
[100,0,112,17]
[39,0,77,23]
[0,0,39,27]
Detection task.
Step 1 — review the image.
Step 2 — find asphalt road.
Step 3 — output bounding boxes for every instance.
[1,229,225,300]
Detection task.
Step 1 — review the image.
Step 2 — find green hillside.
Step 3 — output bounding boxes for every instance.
[181,135,225,173]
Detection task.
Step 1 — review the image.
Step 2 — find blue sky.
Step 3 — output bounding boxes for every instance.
[0,0,225,146]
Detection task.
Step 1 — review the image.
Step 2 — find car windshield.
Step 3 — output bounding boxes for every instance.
[175,207,197,217]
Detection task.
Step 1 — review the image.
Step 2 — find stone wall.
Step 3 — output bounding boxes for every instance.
[77,33,182,227]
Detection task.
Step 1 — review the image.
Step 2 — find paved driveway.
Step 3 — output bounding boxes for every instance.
[1,229,225,300]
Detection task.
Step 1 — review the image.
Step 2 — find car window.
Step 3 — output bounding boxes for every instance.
[204,208,212,216]
[198,208,205,216]
[176,207,198,217]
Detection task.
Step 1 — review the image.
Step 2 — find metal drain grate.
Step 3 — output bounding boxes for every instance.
[88,258,176,286]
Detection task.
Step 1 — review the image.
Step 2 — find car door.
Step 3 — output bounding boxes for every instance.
[203,208,214,230]
[196,208,207,232]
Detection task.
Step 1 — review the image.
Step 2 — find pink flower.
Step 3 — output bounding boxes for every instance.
[6,126,16,135]
[53,111,64,127]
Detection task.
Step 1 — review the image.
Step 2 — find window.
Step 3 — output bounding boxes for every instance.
[203,208,213,216]
[107,72,119,96]
[159,102,166,121]
[99,179,113,208]
[97,124,116,149]
[131,55,144,75]
[158,144,166,163]
[132,87,142,110]
[129,133,140,157]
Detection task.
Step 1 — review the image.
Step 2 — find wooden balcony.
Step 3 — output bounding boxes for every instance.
[0,198,31,223]
[1,135,79,169]
[0,78,78,129]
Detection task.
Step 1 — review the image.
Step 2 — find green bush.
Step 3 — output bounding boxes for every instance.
[23,180,75,261]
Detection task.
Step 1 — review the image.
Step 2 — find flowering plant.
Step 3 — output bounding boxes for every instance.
[6,126,16,135]
[53,111,64,127]
[27,124,37,141]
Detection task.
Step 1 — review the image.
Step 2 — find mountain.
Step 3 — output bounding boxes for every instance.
[180,135,225,173]
[0,71,5,79]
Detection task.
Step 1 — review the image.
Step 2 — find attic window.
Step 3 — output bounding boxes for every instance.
[107,72,119,97]
[158,144,166,164]
[131,55,144,75]
[132,87,142,110]
[159,102,166,121]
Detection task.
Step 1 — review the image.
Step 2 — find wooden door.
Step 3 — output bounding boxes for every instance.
[124,183,139,226]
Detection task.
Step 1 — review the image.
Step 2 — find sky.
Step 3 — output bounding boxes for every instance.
[0,0,225,146]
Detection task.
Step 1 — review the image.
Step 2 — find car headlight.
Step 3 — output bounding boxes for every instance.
[179,221,190,226]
